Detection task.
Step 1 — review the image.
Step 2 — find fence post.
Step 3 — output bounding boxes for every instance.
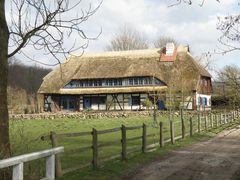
[142,123,147,153]
[170,120,175,144]
[50,131,62,178]
[204,113,207,130]
[181,108,185,139]
[46,154,55,180]
[220,113,222,124]
[159,122,164,147]
[216,114,219,127]
[189,117,193,137]
[210,113,213,128]
[198,111,201,133]
[13,163,23,180]
[121,125,127,160]
[224,109,227,124]
[92,128,98,169]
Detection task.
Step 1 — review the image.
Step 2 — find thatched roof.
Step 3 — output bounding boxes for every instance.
[38,46,211,94]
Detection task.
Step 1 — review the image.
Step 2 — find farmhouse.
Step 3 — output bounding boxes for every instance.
[38,44,212,112]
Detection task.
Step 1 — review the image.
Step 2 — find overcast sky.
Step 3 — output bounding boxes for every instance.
[8,0,239,78]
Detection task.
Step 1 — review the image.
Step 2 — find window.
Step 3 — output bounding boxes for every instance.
[61,98,68,109]
[98,96,106,104]
[154,78,162,85]
[134,78,138,85]
[132,96,140,106]
[69,99,76,109]
[204,98,208,106]
[61,96,77,110]
[107,79,113,86]
[118,79,122,86]
[64,76,164,88]
[79,81,83,87]
[88,80,93,87]
[143,78,149,85]
[199,97,208,106]
[114,79,118,86]
[129,78,133,85]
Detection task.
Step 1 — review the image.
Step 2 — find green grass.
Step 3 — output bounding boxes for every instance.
[60,133,212,180]
[9,113,236,179]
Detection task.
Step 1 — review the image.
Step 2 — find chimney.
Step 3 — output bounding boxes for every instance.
[159,42,177,62]
[165,43,175,56]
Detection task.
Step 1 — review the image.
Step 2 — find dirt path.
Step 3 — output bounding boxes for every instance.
[128,126,240,180]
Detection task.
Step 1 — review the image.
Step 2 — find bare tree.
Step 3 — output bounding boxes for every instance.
[106,25,148,51]
[195,52,215,71]
[217,15,240,54]
[169,0,240,55]
[217,65,240,108]
[169,0,220,7]
[0,0,101,178]
[154,36,178,48]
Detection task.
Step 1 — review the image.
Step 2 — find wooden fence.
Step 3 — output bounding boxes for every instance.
[41,109,240,178]
[0,147,64,180]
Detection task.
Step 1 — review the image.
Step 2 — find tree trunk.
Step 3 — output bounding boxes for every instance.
[0,0,11,179]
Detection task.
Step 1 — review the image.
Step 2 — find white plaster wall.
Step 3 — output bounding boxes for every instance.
[196,93,211,106]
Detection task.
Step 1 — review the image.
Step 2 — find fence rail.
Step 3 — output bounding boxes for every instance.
[41,109,239,178]
[0,147,64,180]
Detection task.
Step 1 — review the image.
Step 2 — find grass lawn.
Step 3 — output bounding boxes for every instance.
[60,133,212,180]
[8,112,222,179]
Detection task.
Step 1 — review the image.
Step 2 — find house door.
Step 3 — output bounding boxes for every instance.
[83,97,91,109]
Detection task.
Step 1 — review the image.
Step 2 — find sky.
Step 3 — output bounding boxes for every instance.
[6,0,240,78]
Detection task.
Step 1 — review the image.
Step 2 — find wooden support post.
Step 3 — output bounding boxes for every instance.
[46,154,55,180]
[142,123,147,153]
[224,110,227,124]
[220,113,222,124]
[92,128,98,169]
[13,163,24,180]
[216,114,219,127]
[198,112,201,133]
[181,108,185,139]
[50,131,62,178]
[189,117,193,137]
[159,122,163,147]
[210,113,213,128]
[204,113,207,130]
[170,120,175,144]
[121,125,127,160]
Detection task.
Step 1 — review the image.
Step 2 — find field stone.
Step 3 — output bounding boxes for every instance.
[9,110,199,121]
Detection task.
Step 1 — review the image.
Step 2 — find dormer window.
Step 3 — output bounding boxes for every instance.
[64,77,165,88]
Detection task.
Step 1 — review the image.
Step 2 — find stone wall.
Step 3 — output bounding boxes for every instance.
[9,109,223,121]
[10,110,174,120]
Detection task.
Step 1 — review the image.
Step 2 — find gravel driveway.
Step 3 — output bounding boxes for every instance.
[128,125,240,180]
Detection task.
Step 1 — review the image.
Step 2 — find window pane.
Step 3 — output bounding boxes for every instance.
[134,78,138,85]
[132,96,140,105]
[129,78,133,85]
